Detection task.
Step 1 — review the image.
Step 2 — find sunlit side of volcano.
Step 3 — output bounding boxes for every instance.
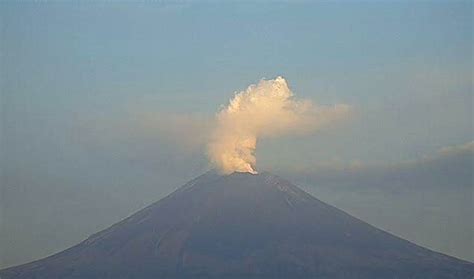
[1,171,473,278]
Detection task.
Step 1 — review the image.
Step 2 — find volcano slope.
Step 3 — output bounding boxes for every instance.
[1,171,473,278]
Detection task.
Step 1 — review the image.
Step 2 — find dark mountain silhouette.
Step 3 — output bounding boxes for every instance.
[1,171,473,278]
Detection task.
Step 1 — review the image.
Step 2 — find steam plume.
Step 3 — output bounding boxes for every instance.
[208,76,351,174]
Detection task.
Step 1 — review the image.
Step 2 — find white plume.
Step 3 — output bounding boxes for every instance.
[208,76,351,174]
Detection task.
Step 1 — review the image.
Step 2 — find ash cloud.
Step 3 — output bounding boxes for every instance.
[208,76,351,174]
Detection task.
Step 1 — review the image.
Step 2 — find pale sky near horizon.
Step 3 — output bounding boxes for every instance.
[1,1,472,268]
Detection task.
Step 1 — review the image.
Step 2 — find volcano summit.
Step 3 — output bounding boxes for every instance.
[1,171,473,278]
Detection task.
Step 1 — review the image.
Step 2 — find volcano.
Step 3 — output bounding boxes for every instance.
[2,171,473,278]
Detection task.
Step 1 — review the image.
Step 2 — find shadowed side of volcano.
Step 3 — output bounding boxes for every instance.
[1,171,473,278]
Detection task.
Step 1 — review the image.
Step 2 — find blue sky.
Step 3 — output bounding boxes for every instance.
[1,1,472,267]
[2,1,471,106]
[2,1,471,162]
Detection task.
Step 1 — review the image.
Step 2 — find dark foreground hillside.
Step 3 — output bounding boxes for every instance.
[2,171,473,278]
